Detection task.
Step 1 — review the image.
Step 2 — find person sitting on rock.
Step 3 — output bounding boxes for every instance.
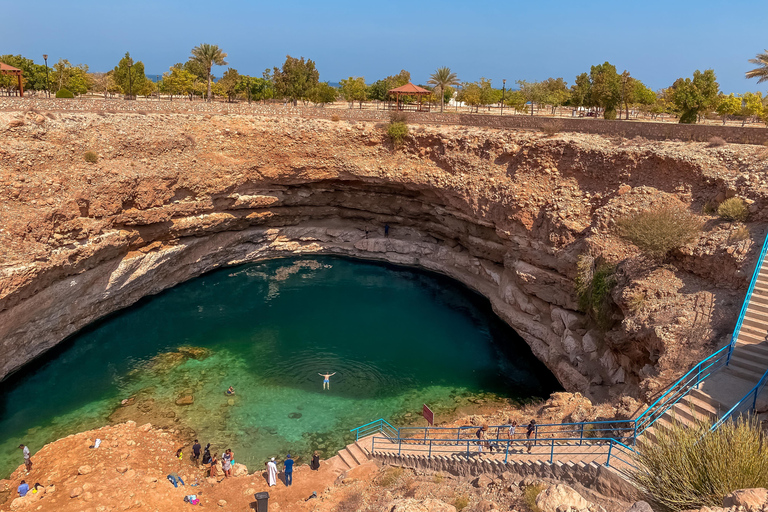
[176,448,183,461]
[17,480,29,497]
[31,483,43,494]
[226,386,235,395]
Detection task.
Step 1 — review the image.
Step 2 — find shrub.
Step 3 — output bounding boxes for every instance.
[55,88,74,98]
[541,123,561,136]
[603,107,617,120]
[387,121,409,146]
[575,255,617,330]
[702,201,718,215]
[378,467,402,488]
[389,111,408,124]
[334,490,364,512]
[731,225,750,242]
[627,292,647,314]
[632,416,768,511]
[717,197,748,222]
[453,494,470,512]
[331,114,341,122]
[433,472,444,484]
[83,151,99,164]
[707,136,727,147]
[522,484,545,512]
[616,208,703,259]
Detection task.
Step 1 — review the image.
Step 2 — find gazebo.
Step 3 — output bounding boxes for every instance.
[388,82,431,112]
[0,62,24,97]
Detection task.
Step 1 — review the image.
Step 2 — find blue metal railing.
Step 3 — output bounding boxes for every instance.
[710,368,768,431]
[727,230,768,364]
[634,345,730,435]
[370,434,637,472]
[350,418,398,440]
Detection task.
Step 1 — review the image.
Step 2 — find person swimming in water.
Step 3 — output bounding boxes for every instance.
[226,386,235,395]
[318,372,336,390]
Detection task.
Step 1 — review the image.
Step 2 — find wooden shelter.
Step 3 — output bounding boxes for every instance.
[388,82,431,111]
[0,62,24,97]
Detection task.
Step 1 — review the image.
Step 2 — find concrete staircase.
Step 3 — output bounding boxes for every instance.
[336,435,374,470]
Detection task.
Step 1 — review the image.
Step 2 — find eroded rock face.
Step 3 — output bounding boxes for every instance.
[0,110,760,402]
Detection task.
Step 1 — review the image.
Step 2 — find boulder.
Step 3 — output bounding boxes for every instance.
[116,465,128,474]
[78,465,92,475]
[9,497,26,511]
[218,500,227,507]
[722,488,768,509]
[70,487,83,498]
[535,484,589,512]
[233,463,248,477]
[626,502,653,512]
[175,395,194,406]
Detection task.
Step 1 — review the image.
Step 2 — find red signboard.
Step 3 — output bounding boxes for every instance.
[422,404,434,426]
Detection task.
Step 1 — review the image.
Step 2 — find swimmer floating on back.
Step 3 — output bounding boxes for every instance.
[319,372,336,390]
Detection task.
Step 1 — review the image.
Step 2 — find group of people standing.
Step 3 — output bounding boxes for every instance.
[475,419,537,454]
[265,451,321,487]
[187,440,236,479]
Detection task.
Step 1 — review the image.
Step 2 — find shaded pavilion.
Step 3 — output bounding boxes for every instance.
[0,62,24,97]
[388,83,431,112]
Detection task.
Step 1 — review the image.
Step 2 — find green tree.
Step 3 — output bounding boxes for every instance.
[540,77,570,115]
[51,59,91,96]
[670,69,719,123]
[589,62,621,119]
[716,93,741,124]
[308,82,338,106]
[339,76,367,108]
[516,80,544,115]
[113,53,148,99]
[428,67,460,112]
[740,92,764,125]
[367,79,390,102]
[0,55,48,94]
[478,78,501,110]
[273,55,320,105]
[457,81,482,112]
[161,66,195,101]
[631,80,657,116]
[504,90,528,113]
[90,72,121,99]
[189,44,228,101]
[218,68,240,102]
[568,72,591,108]
[746,50,768,84]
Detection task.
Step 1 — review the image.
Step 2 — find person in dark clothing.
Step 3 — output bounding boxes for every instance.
[384,224,390,237]
[310,451,320,471]
[201,444,212,465]
[526,420,536,453]
[192,440,201,465]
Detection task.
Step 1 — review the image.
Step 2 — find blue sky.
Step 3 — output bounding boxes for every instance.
[2,0,766,93]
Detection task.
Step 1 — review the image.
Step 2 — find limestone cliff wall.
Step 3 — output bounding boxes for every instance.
[1,110,765,402]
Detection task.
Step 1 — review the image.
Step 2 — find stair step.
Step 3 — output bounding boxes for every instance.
[736,331,766,345]
[741,318,768,331]
[347,444,369,465]
[337,449,356,469]
[684,393,722,416]
[724,365,765,383]
[744,309,768,324]
[747,302,768,316]
[689,389,725,411]
[735,341,768,356]
[729,354,768,375]
[670,403,709,425]
[731,347,768,366]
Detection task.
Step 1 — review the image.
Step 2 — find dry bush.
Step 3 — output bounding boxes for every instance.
[334,490,364,512]
[83,151,99,164]
[389,111,408,124]
[378,467,403,488]
[707,136,727,147]
[730,225,750,242]
[627,291,647,314]
[433,472,444,484]
[540,123,561,136]
[632,416,768,511]
[454,494,470,512]
[331,114,341,122]
[387,121,409,146]
[522,484,545,512]
[717,197,748,222]
[616,208,703,259]
[183,133,196,145]
[702,201,718,215]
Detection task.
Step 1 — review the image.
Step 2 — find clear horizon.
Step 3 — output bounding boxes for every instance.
[2,0,765,94]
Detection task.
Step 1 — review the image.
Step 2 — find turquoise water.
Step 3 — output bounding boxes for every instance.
[0,257,559,477]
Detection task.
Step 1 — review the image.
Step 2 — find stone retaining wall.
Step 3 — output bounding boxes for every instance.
[2,97,767,144]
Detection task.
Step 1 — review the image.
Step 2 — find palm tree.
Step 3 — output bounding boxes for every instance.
[190,44,228,101]
[746,50,768,84]
[428,67,460,112]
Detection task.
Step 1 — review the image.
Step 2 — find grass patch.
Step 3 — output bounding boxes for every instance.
[83,151,99,164]
[453,494,470,512]
[433,472,444,484]
[633,416,768,511]
[378,467,403,488]
[575,255,617,330]
[523,484,546,512]
[616,207,703,259]
[717,197,748,222]
[331,114,341,122]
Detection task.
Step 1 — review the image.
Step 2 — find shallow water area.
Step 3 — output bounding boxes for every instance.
[0,257,560,477]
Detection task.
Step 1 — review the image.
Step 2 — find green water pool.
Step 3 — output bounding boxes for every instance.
[0,257,560,477]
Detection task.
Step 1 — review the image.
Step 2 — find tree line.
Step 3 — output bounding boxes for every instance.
[2,45,768,125]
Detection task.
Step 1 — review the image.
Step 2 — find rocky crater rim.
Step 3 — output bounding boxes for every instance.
[2,110,767,406]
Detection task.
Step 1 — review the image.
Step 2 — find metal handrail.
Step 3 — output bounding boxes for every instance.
[350,418,399,440]
[710,368,768,431]
[727,230,768,363]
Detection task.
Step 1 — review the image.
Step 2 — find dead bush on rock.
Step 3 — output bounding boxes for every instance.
[83,151,99,164]
[617,208,703,259]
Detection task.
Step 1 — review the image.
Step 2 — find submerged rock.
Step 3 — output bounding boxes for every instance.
[175,395,194,406]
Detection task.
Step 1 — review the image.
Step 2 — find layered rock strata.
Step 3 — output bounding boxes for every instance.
[1,109,765,401]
